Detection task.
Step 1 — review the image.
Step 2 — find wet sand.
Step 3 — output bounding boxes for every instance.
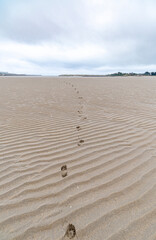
[0,76,156,240]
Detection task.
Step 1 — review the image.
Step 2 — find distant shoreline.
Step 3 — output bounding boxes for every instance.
[0,72,41,77]
[1,71,156,77]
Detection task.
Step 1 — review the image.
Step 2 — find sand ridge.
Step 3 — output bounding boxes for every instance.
[0,76,156,240]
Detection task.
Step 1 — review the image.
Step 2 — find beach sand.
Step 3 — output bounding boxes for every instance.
[0,76,156,240]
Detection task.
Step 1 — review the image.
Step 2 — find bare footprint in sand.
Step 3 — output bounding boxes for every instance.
[78,139,84,146]
[61,165,68,178]
[77,110,82,114]
[64,224,77,239]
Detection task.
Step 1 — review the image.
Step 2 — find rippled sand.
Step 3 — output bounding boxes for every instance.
[0,76,156,240]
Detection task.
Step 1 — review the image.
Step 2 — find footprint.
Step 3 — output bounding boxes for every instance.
[78,139,84,146]
[64,224,76,239]
[77,110,82,114]
[61,165,68,178]
[76,126,81,130]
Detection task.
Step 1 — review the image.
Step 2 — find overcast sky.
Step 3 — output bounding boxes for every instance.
[0,0,156,75]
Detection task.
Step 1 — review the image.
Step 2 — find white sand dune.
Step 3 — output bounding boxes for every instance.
[0,76,155,240]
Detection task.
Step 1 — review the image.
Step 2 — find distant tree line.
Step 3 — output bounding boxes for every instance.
[109,72,156,76]
[60,72,156,77]
[144,72,156,76]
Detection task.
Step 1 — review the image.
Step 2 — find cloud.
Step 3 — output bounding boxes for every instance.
[0,0,156,74]
[0,0,86,43]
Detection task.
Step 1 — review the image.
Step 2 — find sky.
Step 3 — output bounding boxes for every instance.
[0,0,156,75]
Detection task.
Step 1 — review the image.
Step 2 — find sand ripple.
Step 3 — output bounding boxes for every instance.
[0,76,156,240]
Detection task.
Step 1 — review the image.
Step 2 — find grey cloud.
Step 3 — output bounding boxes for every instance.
[0,0,156,74]
[0,0,86,43]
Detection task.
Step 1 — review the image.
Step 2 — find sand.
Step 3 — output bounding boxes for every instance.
[0,76,155,240]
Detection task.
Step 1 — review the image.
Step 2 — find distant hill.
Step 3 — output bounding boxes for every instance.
[0,72,41,76]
